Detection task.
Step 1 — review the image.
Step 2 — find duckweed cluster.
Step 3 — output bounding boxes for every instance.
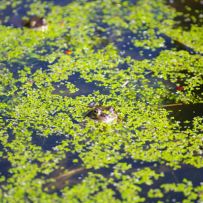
[0,0,203,202]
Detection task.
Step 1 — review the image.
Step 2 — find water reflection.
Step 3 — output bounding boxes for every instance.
[44,154,203,202]
[52,72,109,97]
[167,0,203,29]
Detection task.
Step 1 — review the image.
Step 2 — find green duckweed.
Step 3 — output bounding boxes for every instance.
[0,0,202,202]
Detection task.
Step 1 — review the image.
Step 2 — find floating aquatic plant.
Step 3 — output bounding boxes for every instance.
[0,0,202,202]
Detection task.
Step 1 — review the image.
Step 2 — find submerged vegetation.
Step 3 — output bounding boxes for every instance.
[0,0,202,202]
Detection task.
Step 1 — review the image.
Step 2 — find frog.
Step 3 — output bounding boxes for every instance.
[23,16,48,31]
[86,105,118,124]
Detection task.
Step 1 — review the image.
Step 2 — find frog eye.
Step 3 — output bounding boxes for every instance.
[93,109,98,113]
[95,108,102,115]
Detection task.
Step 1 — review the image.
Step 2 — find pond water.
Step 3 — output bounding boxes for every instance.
[0,0,203,202]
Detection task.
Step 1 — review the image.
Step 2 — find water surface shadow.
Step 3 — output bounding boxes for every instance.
[52,72,109,97]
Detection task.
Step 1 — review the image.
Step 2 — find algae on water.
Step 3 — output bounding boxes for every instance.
[0,0,203,202]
